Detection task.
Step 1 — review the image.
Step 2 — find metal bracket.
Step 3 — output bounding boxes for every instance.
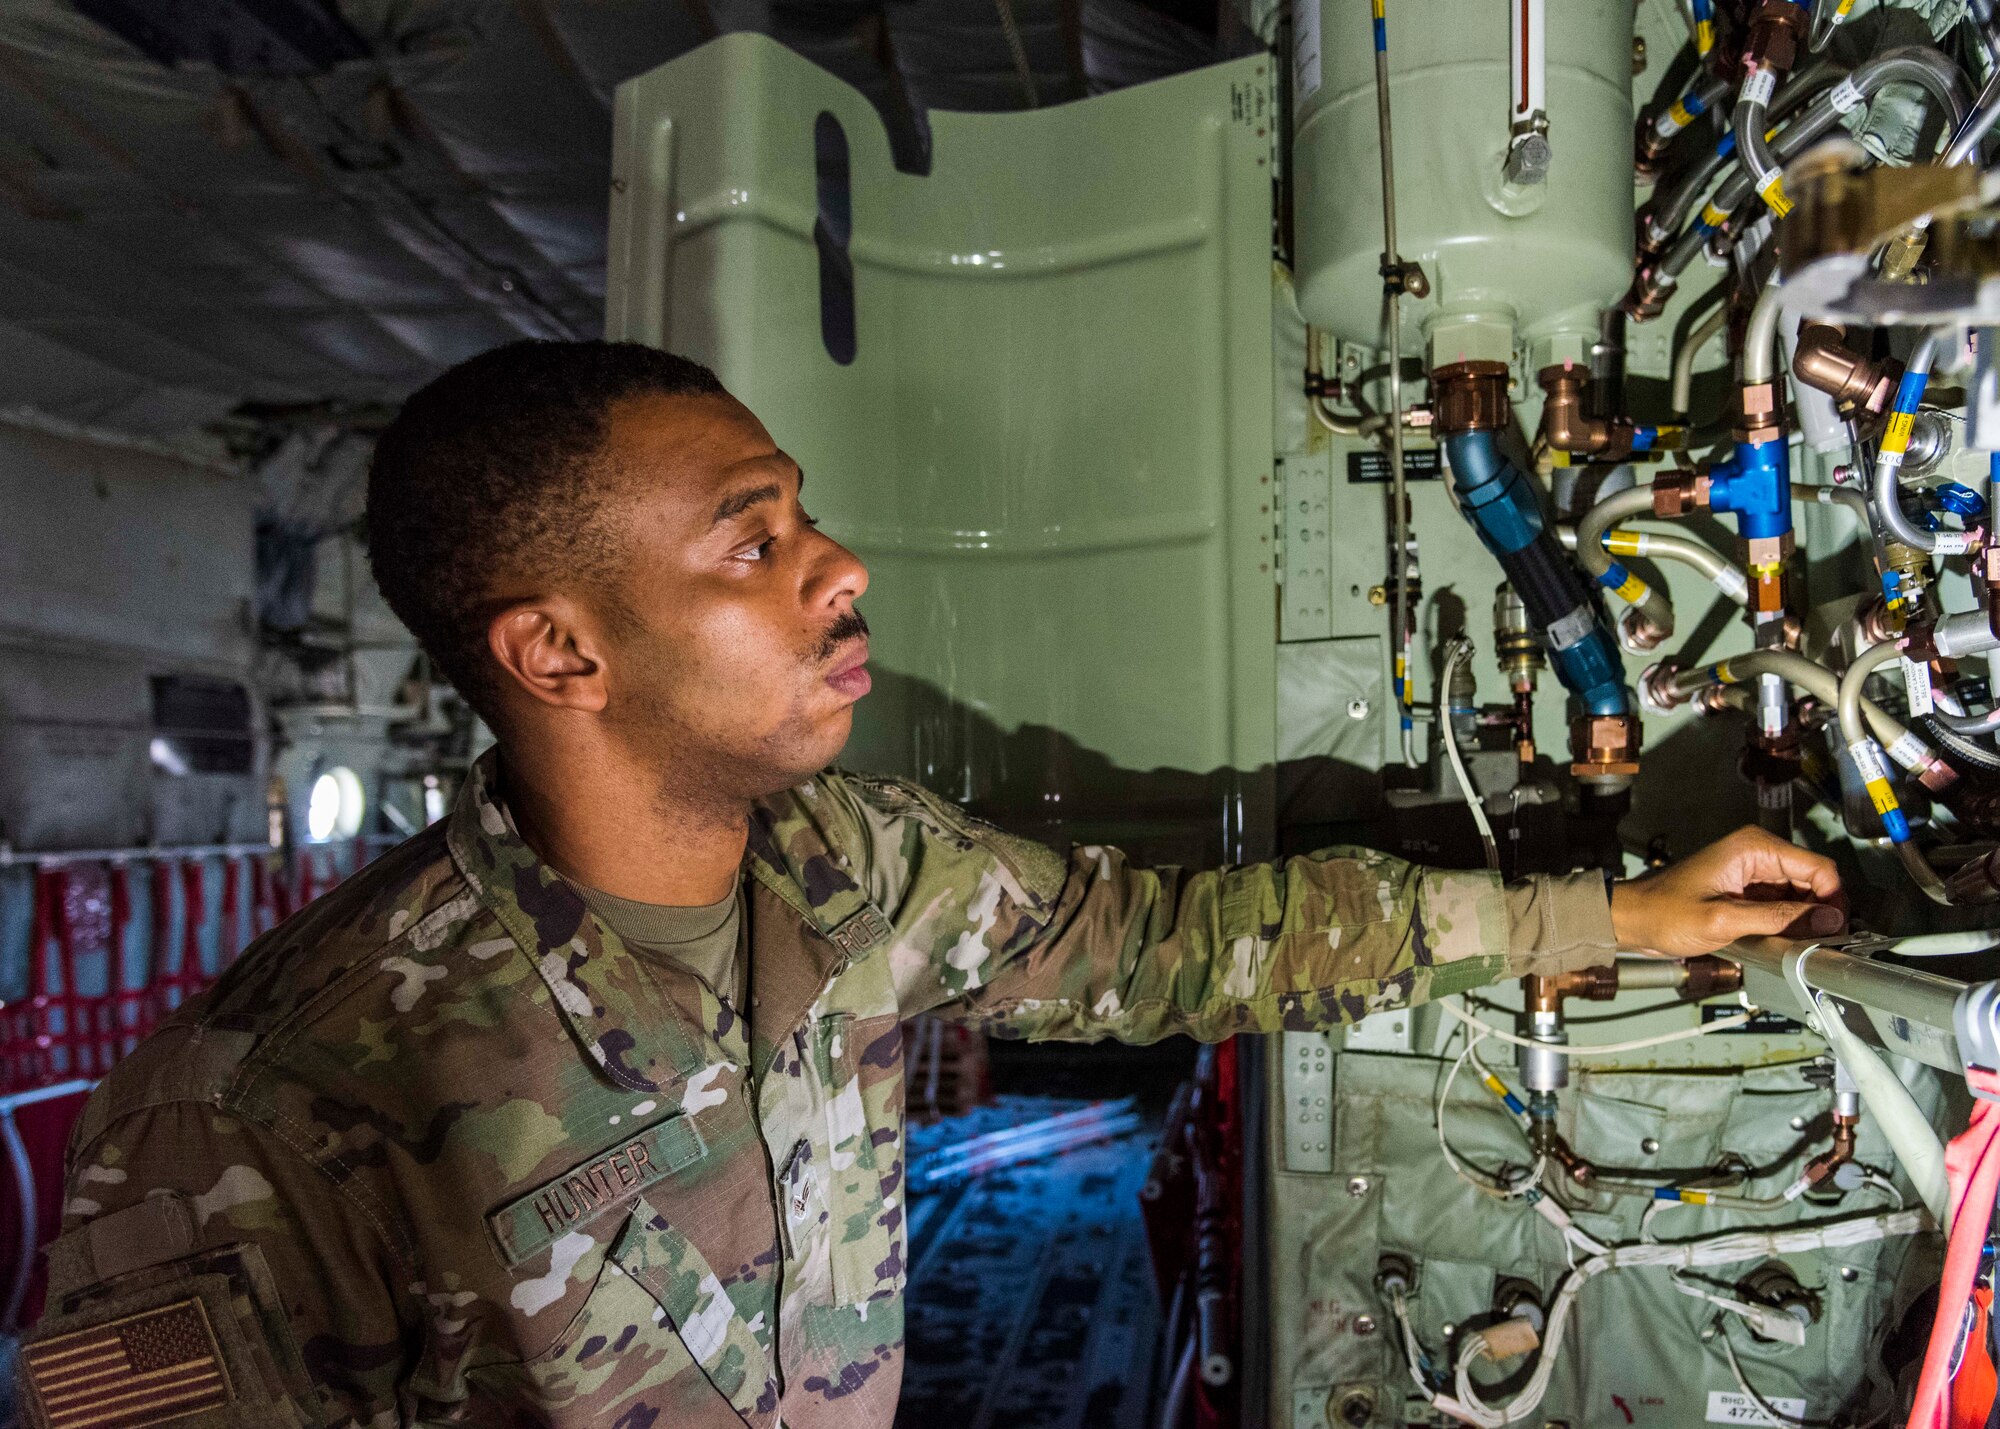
[1281,1030,1336,1173]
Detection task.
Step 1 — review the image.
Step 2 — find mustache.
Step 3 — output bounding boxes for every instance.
[812,610,870,665]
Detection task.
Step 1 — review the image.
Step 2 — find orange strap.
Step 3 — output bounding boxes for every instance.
[1950,1284,1996,1429]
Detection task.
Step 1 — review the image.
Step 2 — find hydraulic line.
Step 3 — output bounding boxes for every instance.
[1790,950,1950,1223]
[1641,49,1968,310]
[1800,483,1873,523]
[1559,522,1749,606]
[1574,485,1678,643]
[1834,642,1955,902]
[1933,703,2000,737]
[1946,64,2000,164]
[1667,647,1921,758]
[1671,295,1731,419]
[1642,72,1731,164]
[1871,336,1970,559]
[1640,62,1837,255]
[1836,640,1911,846]
[1734,63,1793,219]
[1741,278,1787,387]
[1441,431,1630,721]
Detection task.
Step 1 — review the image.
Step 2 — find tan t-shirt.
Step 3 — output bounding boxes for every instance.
[574,880,744,1008]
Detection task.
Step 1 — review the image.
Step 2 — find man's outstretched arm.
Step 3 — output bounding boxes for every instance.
[826,774,1843,1042]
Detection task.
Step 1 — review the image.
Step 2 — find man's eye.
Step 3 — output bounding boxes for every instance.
[736,536,775,563]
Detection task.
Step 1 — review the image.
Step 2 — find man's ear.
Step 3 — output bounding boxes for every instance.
[487,596,609,713]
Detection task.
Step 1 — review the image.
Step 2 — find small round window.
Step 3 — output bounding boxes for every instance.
[307,766,365,842]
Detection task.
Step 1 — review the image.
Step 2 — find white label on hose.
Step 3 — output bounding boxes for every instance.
[1544,607,1594,652]
[1828,76,1866,114]
[1889,731,1932,771]
[1291,0,1322,110]
[1849,738,1891,785]
[1707,1390,1809,1426]
[1742,69,1777,107]
[1903,657,1936,717]
[1713,567,1751,603]
[1932,531,1975,555]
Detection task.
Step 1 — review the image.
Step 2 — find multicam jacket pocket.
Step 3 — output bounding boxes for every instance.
[523,1201,776,1422]
[814,1011,904,1305]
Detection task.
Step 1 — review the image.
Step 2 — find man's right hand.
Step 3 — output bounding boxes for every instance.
[1609,826,1847,958]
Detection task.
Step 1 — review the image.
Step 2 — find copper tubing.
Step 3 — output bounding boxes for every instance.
[1537,365,1636,458]
[1800,1112,1860,1189]
[1548,956,1742,1002]
[1792,324,1901,415]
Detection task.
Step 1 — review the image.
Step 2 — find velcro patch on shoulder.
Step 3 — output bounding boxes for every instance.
[23,1297,232,1428]
[488,1111,706,1267]
[827,904,893,958]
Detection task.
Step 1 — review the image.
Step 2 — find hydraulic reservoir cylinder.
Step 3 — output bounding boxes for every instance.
[1292,0,1635,347]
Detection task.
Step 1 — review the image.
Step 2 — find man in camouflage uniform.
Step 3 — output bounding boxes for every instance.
[22,342,1843,1429]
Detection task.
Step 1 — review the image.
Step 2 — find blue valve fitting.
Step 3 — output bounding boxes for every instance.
[1937,482,1987,520]
[1707,438,1792,542]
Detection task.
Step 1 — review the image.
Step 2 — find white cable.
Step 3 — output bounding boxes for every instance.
[1427,1209,1928,1427]
[1441,638,1500,871]
[1438,1027,1544,1199]
[1719,1320,1889,1429]
[1439,995,1755,1054]
[1859,1169,1904,1210]
[1673,1273,1806,1346]
[1390,1288,1436,1397]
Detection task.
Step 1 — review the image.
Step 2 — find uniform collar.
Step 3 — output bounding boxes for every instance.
[445,749,707,1093]
[446,750,898,1087]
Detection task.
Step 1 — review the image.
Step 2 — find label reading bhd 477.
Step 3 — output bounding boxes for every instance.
[1706,1389,1809,1426]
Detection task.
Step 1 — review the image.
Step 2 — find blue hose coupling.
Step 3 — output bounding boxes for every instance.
[1441,430,1632,721]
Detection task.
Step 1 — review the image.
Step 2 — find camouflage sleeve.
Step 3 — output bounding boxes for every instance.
[823,771,1616,1044]
[21,1101,414,1429]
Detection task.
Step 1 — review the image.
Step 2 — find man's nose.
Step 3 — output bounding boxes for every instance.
[814,537,868,609]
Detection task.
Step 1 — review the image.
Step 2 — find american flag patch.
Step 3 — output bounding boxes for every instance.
[23,1298,232,1428]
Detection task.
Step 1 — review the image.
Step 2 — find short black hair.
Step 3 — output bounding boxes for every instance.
[365,339,726,722]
